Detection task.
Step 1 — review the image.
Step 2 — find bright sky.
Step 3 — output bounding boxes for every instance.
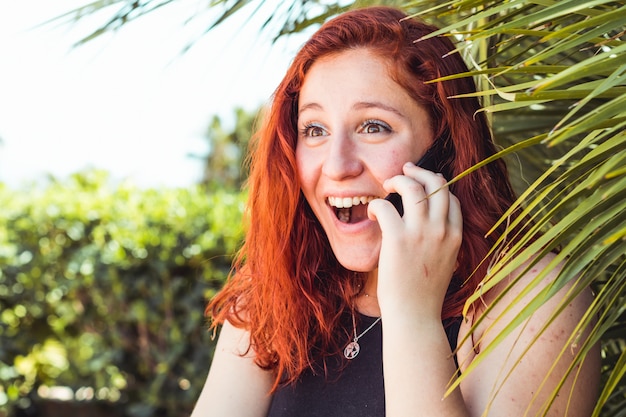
[0,0,310,189]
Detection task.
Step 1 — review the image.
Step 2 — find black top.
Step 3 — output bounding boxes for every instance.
[266,313,462,417]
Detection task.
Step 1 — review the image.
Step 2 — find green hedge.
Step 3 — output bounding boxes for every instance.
[0,171,245,417]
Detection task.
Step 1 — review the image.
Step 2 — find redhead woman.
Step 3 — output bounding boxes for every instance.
[191,6,599,417]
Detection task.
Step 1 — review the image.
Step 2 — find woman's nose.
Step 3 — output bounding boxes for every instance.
[321,133,363,180]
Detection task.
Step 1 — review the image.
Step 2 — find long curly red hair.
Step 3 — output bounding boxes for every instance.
[207,6,518,391]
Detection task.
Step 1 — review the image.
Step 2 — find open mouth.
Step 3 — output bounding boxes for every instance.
[328,196,376,224]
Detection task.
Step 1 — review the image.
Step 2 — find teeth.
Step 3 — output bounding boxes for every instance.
[328,196,375,208]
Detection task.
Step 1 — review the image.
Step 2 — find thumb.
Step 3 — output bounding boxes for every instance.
[368,198,402,233]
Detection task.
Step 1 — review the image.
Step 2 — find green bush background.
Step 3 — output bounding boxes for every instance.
[0,170,246,417]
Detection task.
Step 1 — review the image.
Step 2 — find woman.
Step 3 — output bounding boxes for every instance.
[192,6,599,416]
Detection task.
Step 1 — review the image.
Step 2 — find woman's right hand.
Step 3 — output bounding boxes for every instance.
[367,162,463,321]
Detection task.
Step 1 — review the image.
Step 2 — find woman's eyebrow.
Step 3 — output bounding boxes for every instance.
[298,102,323,116]
[298,101,407,119]
[353,101,407,119]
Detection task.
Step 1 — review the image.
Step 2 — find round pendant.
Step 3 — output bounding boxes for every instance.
[344,341,360,359]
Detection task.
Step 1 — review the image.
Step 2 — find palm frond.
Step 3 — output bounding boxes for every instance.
[408,0,625,415]
[45,0,353,47]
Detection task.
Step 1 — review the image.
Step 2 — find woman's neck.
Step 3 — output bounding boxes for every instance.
[355,269,380,317]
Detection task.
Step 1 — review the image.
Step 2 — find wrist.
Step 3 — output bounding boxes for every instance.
[379,297,443,323]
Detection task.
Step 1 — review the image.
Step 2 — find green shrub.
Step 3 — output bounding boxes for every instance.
[0,170,245,417]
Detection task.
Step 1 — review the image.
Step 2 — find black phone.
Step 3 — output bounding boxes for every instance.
[383,139,445,216]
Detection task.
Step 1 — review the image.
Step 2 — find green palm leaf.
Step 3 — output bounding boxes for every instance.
[410,1,625,415]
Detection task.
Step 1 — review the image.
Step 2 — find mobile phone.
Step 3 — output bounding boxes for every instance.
[383,139,444,216]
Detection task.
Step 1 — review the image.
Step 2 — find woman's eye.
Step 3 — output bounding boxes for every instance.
[301,123,327,137]
[360,120,391,134]
[364,124,382,134]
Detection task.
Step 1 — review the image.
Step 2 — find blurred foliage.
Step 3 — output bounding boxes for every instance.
[0,170,245,417]
[190,106,263,191]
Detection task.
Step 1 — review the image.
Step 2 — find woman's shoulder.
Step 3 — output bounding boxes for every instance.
[460,252,594,346]
[456,252,600,416]
[480,252,590,322]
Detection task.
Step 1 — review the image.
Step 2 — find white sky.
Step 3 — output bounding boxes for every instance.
[0,0,311,189]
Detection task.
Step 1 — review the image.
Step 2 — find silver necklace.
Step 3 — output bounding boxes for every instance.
[344,312,382,360]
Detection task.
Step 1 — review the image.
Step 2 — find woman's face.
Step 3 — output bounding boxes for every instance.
[296,48,434,272]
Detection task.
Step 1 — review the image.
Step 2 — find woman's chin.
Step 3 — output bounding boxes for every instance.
[335,251,379,273]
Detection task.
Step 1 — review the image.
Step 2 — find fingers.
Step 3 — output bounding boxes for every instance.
[448,192,463,232]
[381,163,454,226]
[386,173,430,222]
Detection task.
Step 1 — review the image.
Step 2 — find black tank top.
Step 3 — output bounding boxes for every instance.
[267,313,462,417]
